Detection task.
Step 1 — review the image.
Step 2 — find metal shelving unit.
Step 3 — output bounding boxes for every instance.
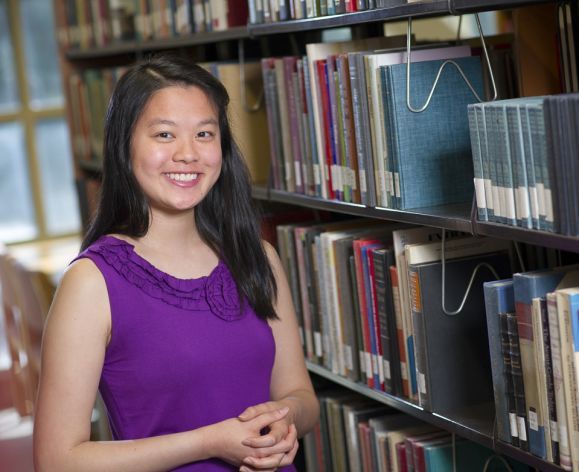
[65,25,250,60]
[252,185,474,233]
[307,362,566,472]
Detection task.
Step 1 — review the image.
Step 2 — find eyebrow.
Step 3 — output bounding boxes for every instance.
[146,118,219,128]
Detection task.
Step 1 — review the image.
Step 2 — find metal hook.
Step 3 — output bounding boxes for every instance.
[237,39,264,113]
[441,230,500,316]
[406,14,498,113]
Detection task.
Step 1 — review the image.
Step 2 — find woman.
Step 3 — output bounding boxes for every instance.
[33,54,319,471]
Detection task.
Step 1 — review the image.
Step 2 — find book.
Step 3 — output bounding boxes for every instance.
[546,292,572,470]
[556,287,579,471]
[506,311,530,451]
[381,55,484,210]
[499,312,521,447]
[408,250,512,413]
[483,278,515,444]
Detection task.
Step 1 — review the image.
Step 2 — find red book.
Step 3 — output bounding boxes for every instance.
[314,59,335,200]
[390,265,410,398]
[396,441,408,472]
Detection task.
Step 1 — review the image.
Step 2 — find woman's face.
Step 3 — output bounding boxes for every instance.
[130,85,222,216]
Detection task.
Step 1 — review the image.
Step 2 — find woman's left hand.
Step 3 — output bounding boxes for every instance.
[238,424,299,471]
[238,401,295,448]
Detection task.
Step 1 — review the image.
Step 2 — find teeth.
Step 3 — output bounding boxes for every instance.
[168,173,198,182]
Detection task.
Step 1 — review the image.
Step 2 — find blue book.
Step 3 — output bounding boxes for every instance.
[519,104,540,229]
[382,56,484,210]
[475,104,495,222]
[506,104,532,228]
[483,279,515,444]
[302,56,322,197]
[467,104,487,221]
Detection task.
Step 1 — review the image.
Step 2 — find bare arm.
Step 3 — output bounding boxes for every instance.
[237,242,319,470]
[33,258,289,472]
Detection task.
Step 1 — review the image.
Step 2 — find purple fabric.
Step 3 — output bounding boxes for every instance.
[76,236,296,471]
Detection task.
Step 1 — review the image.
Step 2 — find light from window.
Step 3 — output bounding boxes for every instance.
[35,119,80,236]
[0,0,20,114]
[0,122,37,243]
[20,0,64,110]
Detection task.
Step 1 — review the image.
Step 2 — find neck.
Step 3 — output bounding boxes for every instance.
[140,210,203,254]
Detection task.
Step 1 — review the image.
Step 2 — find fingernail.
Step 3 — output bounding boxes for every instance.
[278,407,289,414]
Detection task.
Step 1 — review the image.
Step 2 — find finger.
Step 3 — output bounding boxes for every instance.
[243,425,298,457]
[250,407,289,433]
[238,402,276,421]
[242,419,289,448]
[242,452,285,469]
[278,438,299,467]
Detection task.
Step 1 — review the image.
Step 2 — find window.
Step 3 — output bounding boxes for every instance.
[0,0,80,243]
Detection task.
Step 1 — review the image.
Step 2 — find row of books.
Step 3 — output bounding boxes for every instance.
[276,219,514,410]
[483,267,579,469]
[303,389,531,472]
[275,216,579,467]
[261,35,518,209]
[248,0,425,25]
[66,60,270,183]
[57,0,248,49]
[468,94,579,236]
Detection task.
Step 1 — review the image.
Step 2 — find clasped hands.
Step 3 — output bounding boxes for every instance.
[211,401,299,471]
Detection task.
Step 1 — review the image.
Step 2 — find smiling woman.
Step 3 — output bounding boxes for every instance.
[33,54,319,472]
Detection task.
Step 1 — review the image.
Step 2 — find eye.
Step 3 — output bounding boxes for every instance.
[155,131,174,140]
[196,130,215,140]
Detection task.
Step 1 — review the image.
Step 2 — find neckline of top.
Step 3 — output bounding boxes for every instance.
[100,235,223,284]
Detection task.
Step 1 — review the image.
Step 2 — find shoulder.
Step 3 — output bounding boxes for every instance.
[57,257,108,302]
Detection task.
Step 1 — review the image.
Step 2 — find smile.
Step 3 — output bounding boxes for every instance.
[166,173,198,182]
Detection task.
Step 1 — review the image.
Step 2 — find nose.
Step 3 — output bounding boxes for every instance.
[172,138,198,163]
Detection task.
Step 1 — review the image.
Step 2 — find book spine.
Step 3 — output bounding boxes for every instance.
[547,292,572,470]
[475,104,495,222]
[302,57,322,197]
[506,311,530,451]
[408,264,430,410]
[371,250,393,393]
[540,296,560,464]
[514,280,547,458]
[390,265,409,398]
[556,290,579,471]
[468,104,487,221]
[520,104,540,229]
[500,312,520,446]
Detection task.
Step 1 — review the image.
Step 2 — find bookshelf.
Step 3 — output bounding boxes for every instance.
[54,1,577,471]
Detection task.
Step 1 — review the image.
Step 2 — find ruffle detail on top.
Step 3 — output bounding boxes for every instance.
[89,236,245,321]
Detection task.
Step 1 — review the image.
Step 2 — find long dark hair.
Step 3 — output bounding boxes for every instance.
[82,54,278,320]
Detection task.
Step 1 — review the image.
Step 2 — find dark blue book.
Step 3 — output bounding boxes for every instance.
[381,56,484,210]
[483,279,515,445]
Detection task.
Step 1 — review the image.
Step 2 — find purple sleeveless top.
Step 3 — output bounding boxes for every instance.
[76,236,296,471]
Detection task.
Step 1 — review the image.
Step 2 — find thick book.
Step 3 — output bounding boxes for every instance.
[483,278,515,444]
[372,247,403,396]
[556,287,579,472]
[499,312,520,447]
[408,251,512,414]
[381,55,484,210]
[532,297,555,462]
[506,311,530,452]
[546,292,572,470]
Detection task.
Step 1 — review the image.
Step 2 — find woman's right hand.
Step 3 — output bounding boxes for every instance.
[205,407,290,466]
